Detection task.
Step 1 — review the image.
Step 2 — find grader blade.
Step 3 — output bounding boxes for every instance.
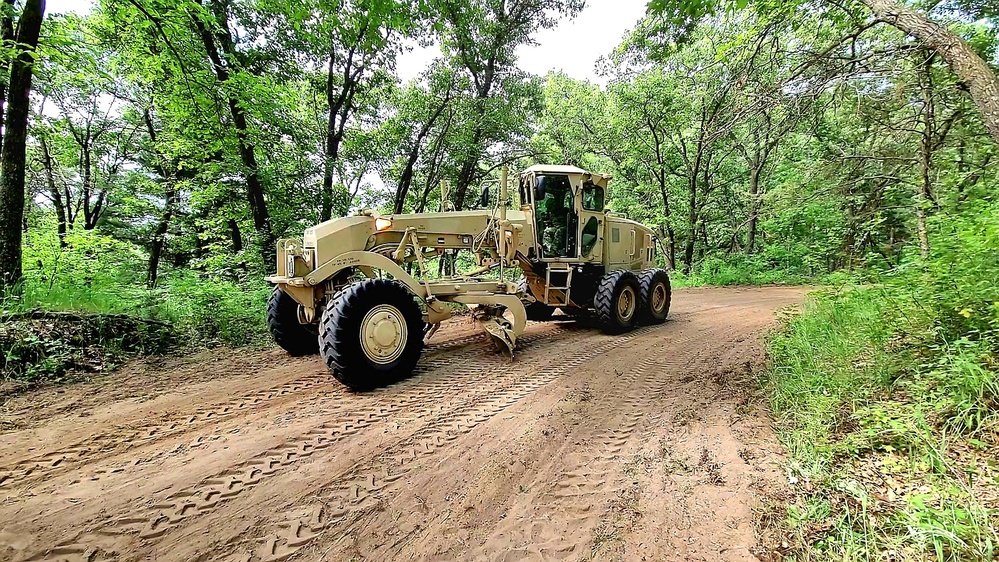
[478,317,517,357]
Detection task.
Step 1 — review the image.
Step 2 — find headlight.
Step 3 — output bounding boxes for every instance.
[375,217,393,231]
[286,254,296,277]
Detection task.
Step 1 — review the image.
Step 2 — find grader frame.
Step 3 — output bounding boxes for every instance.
[266,165,670,389]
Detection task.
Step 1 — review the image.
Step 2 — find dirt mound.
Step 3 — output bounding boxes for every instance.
[0,311,176,384]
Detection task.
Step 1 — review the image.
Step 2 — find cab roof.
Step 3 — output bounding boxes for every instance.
[522,164,610,180]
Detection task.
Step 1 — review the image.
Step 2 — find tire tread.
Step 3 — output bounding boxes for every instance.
[318,279,424,390]
[267,288,319,356]
[637,268,672,324]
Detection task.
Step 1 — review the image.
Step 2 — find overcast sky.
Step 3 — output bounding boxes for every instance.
[48,0,648,86]
[398,0,649,85]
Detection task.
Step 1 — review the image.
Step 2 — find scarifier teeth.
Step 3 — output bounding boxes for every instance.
[477,318,516,358]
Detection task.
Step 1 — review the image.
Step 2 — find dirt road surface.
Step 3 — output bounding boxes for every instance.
[0,286,804,562]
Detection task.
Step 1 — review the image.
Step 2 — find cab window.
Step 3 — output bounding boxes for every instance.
[519,176,532,206]
[582,181,604,211]
[534,174,576,257]
[581,216,599,256]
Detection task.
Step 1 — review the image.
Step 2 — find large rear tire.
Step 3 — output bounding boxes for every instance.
[319,279,425,391]
[594,271,640,334]
[518,276,556,321]
[637,269,671,324]
[267,287,319,356]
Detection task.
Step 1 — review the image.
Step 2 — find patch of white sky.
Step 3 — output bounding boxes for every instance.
[47,0,92,15]
[398,0,648,86]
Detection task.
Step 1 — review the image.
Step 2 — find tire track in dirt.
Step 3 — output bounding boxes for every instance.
[358,322,722,562]
[469,352,689,562]
[210,324,677,562]
[0,324,565,494]
[0,373,336,491]
[339,302,761,562]
[13,323,595,562]
[1,287,805,562]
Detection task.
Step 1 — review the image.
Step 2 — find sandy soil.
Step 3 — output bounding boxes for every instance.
[0,286,805,562]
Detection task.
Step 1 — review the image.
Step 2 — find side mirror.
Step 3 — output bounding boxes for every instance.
[479,184,490,208]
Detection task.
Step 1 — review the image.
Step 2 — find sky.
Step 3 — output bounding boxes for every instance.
[48,0,90,15]
[397,0,649,85]
[48,0,649,86]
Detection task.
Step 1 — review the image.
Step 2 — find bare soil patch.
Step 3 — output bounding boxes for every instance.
[0,286,805,562]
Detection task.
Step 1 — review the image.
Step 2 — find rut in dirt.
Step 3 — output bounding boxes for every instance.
[0,286,804,562]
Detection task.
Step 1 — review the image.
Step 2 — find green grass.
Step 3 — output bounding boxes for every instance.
[668,253,857,287]
[2,225,273,382]
[763,286,999,560]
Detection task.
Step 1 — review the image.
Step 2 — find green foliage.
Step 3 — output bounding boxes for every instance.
[0,313,177,383]
[3,215,271,383]
[764,198,999,560]
[921,198,999,339]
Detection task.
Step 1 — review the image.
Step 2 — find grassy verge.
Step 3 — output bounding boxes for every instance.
[2,226,272,383]
[669,254,855,287]
[763,286,998,560]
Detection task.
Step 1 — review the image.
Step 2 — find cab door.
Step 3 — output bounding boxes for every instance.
[577,180,605,264]
[534,174,578,259]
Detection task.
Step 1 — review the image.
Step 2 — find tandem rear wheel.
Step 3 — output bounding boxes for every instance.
[594,269,671,333]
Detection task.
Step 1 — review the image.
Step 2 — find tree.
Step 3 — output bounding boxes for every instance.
[648,0,999,144]
[388,65,458,214]
[189,0,273,256]
[0,0,46,292]
[436,0,584,208]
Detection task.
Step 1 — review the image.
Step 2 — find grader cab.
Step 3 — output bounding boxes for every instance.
[265,164,671,390]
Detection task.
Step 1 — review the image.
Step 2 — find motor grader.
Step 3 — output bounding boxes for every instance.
[265,164,671,390]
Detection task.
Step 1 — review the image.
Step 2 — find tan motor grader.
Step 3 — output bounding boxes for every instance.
[265,164,671,390]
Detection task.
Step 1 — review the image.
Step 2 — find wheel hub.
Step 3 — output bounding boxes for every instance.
[360,304,408,364]
[618,286,636,320]
[652,284,667,312]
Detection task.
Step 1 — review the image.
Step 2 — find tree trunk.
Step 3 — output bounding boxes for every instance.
[40,136,68,247]
[192,0,273,260]
[394,93,451,215]
[665,226,677,270]
[453,68,494,210]
[320,54,343,222]
[0,0,44,292]
[683,176,697,274]
[858,0,999,144]
[654,170,677,270]
[454,126,485,210]
[746,164,761,254]
[229,218,243,253]
[147,183,177,288]
[916,51,935,259]
[0,0,17,158]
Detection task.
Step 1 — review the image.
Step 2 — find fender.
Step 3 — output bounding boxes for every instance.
[307,251,451,324]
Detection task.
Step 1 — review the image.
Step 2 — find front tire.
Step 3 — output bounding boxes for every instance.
[637,269,671,324]
[594,271,641,334]
[267,287,319,356]
[319,279,425,391]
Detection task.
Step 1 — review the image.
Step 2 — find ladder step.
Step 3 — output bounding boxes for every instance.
[545,264,573,306]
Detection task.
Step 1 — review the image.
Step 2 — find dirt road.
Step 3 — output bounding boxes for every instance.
[0,286,804,562]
